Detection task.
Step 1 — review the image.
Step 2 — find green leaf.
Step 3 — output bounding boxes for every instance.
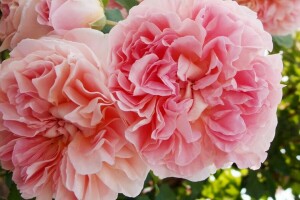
[291,183,300,196]
[273,35,294,48]
[7,182,21,200]
[4,172,13,188]
[105,8,124,22]
[115,0,138,11]
[102,9,123,33]
[137,195,151,200]
[269,154,290,175]
[188,181,204,198]
[262,171,276,198]
[155,184,176,200]
[244,171,265,199]
[102,0,109,6]
[1,50,10,61]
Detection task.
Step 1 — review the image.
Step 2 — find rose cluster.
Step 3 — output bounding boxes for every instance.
[236,0,300,35]
[0,0,283,199]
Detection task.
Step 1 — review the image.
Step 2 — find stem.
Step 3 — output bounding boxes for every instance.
[106,20,118,26]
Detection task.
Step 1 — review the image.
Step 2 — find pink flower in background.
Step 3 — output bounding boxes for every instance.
[0,0,52,51]
[107,0,123,10]
[36,0,104,31]
[107,0,143,9]
[106,0,143,18]
[237,0,300,35]
[109,0,282,181]
[106,0,128,18]
[0,0,104,52]
[0,29,148,199]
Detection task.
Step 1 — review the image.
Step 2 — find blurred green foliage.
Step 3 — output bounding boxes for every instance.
[115,0,138,11]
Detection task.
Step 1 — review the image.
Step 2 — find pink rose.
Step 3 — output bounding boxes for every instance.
[0,0,52,51]
[237,0,300,35]
[0,28,148,199]
[109,0,282,181]
[35,0,104,31]
[0,0,104,51]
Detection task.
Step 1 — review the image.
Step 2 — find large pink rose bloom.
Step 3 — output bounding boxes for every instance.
[237,0,300,35]
[0,29,148,199]
[109,0,283,181]
[0,0,104,51]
